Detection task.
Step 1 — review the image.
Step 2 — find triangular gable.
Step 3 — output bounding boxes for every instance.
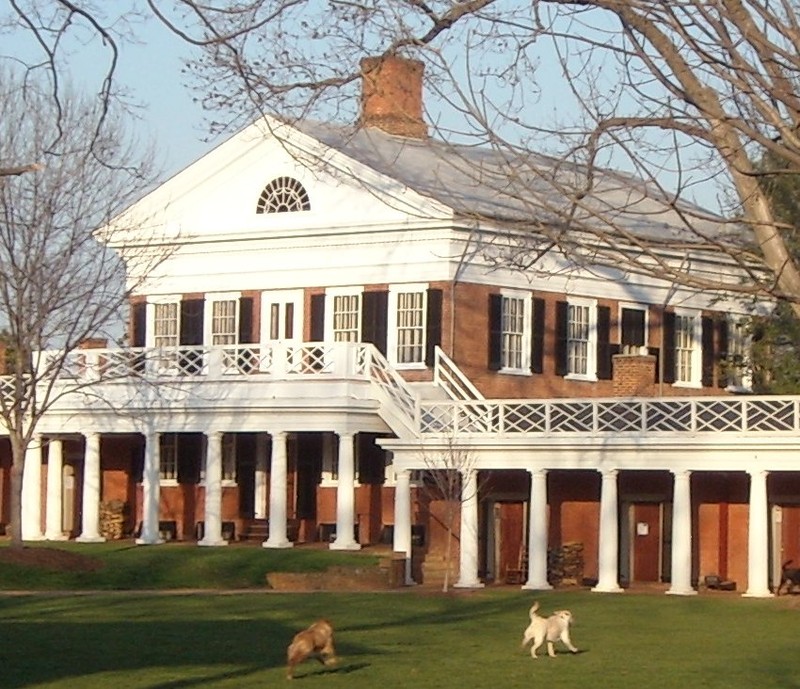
[104,116,454,246]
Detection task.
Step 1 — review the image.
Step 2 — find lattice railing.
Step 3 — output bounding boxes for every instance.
[419,397,800,436]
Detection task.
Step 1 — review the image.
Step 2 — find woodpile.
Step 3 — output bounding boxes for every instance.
[99,499,127,540]
[548,542,584,586]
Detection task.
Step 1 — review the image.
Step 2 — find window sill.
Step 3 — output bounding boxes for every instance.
[672,381,702,389]
[564,373,598,383]
[498,367,532,377]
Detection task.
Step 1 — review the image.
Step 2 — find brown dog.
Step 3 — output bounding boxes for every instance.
[286,619,337,679]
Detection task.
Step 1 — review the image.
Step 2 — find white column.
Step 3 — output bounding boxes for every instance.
[393,469,415,585]
[77,432,105,542]
[199,431,227,546]
[744,469,772,597]
[668,470,696,595]
[45,439,67,541]
[254,433,269,520]
[331,432,360,550]
[136,431,164,545]
[21,436,44,541]
[264,431,292,548]
[455,468,483,588]
[523,469,552,590]
[593,469,623,593]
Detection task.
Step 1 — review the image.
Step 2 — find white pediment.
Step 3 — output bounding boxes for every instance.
[109,117,453,247]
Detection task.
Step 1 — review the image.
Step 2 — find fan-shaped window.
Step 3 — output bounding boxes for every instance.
[256,177,311,214]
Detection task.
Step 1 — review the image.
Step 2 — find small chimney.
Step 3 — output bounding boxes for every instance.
[612,353,657,397]
[359,55,428,139]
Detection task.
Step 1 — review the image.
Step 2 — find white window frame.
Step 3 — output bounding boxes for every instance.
[325,286,363,342]
[565,297,597,381]
[204,292,241,347]
[146,295,181,348]
[159,433,179,486]
[673,308,702,388]
[500,290,532,374]
[619,302,649,354]
[725,316,752,392]
[388,284,427,369]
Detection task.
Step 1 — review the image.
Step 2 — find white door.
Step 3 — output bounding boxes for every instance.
[260,290,304,370]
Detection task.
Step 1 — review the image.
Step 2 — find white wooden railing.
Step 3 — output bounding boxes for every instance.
[13,344,800,439]
[432,346,485,401]
[418,397,800,436]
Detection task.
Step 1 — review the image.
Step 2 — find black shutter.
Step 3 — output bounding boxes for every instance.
[180,299,204,345]
[555,301,568,376]
[131,302,146,347]
[717,318,730,388]
[596,305,613,380]
[531,297,545,374]
[425,288,443,367]
[662,311,676,384]
[310,294,325,341]
[488,294,502,370]
[238,297,254,344]
[361,290,388,355]
[701,315,715,387]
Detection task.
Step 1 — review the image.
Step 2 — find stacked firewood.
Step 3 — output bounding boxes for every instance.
[99,499,127,540]
[547,542,584,586]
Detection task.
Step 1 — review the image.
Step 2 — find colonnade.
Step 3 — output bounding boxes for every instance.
[391,466,774,597]
[20,430,362,552]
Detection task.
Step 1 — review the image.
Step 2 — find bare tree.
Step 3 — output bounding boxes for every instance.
[417,437,480,592]
[8,3,800,312]
[128,1,800,316]
[0,69,163,547]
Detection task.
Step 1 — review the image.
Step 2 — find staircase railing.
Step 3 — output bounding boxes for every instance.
[432,346,485,401]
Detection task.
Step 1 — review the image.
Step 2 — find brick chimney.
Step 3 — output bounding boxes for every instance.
[359,55,428,139]
[612,353,656,397]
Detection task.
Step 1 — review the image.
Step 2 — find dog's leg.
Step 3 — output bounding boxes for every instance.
[531,635,543,659]
[547,640,556,658]
[560,630,579,654]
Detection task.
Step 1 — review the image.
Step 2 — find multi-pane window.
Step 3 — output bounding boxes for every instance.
[256,177,311,214]
[502,296,526,370]
[567,303,590,375]
[211,300,237,345]
[159,434,178,482]
[396,291,425,364]
[726,318,750,389]
[222,434,237,483]
[332,294,360,342]
[675,314,696,383]
[154,303,178,348]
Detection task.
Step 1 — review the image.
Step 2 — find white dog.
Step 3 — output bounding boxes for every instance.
[521,601,579,659]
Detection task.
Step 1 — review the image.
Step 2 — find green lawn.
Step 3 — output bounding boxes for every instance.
[0,589,795,689]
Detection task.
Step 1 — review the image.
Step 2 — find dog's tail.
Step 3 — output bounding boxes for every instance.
[783,560,794,571]
[529,601,540,619]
